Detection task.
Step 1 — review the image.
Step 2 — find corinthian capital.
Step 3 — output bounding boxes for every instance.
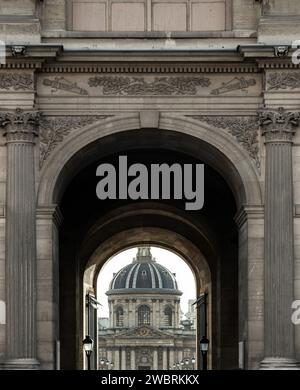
[259,107,300,142]
[0,108,40,142]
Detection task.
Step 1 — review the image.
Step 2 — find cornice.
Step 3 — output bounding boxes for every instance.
[257,61,300,69]
[40,63,259,74]
[0,44,63,69]
[1,44,299,71]
[238,45,300,68]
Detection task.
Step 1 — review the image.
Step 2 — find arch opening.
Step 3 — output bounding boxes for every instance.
[36,123,261,370]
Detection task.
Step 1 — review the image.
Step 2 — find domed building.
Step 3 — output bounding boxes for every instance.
[98,247,196,370]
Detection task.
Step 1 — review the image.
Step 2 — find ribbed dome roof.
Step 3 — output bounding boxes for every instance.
[107,247,181,295]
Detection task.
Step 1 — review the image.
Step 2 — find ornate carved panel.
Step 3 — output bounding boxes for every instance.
[0,73,33,91]
[267,72,300,91]
[39,115,112,167]
[187,115,260,169]
[88,76,211,96]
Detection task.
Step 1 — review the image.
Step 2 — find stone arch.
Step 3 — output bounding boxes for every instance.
[35,114,262,370]
[37,115,262,208]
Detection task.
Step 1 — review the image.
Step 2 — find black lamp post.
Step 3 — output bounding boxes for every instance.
[200,336,209,370]
[83,335,94,370]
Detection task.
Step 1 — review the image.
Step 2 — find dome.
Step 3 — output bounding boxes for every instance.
[107,247,181,295]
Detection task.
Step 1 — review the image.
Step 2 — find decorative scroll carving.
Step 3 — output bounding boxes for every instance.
[0,74,33,90]
[0,108,40,141]
[39,115,111,167]
[43,77,88,96]
[267,72,300,90]
[187,115,260,168]
[210,77,256,95]
[88,76,211,96]
[259,107,300,142]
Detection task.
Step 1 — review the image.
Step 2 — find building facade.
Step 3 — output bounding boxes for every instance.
[98,247,196,370]
[0,0,300,370]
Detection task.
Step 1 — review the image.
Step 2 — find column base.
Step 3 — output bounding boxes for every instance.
[260,357,300,370]
[0,358,40,370]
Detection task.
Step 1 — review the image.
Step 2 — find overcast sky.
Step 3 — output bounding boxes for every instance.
[97,246,196,318]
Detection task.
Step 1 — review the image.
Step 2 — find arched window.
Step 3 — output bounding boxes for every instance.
[115,306,124,327]
[164,306,173,326]
[138,305,150,326]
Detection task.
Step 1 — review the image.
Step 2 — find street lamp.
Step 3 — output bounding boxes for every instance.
[83,335,94,370]
[191,357,196,370]
[200,336,209,370]
[100,357,106,369]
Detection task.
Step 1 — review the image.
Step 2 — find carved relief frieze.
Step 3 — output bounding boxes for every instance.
[0,73,33,90]
[38,73,260,98]
[43,77,89,95]
[267,72,300,90]
[88,76,211,96]
[210,77,256,95]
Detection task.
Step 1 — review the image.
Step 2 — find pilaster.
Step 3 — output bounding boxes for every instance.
[259,107,300,369]
[0,108,40,369]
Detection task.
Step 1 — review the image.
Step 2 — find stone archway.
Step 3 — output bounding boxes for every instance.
[35,117,263,370]
[83,226,211,370]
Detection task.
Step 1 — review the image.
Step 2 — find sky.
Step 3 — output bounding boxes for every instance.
[96,246,196,318]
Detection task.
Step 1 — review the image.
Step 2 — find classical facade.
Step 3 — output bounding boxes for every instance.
[98,247,196,370]
[0,0,300,370]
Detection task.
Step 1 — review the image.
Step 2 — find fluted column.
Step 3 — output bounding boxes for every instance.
[0,108,40,369]
[178,349,183,365]
[107,350,113,368]
[169,348,174,369]
[130,349,135,370]
[121,348,126,370]
[162,348,168,370]
[153,349,158,370]
[114,348,120,370]
[259,107,300,369]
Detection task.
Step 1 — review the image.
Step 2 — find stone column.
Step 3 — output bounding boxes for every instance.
[259,107,300,369]
[178,349,183,364]
[121,348,126,370]
[162,348,168,370]
[153,349,158,370]
[0,109,40,369]
[169,348,174,369]
[114,348,120,370]
[107,350,113,367]
[130,349,135,370]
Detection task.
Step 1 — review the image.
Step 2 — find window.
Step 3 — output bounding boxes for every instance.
[115,306,124,327]
[164,306,173,326]
[138,305,150,326]
[183,348,191,358]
